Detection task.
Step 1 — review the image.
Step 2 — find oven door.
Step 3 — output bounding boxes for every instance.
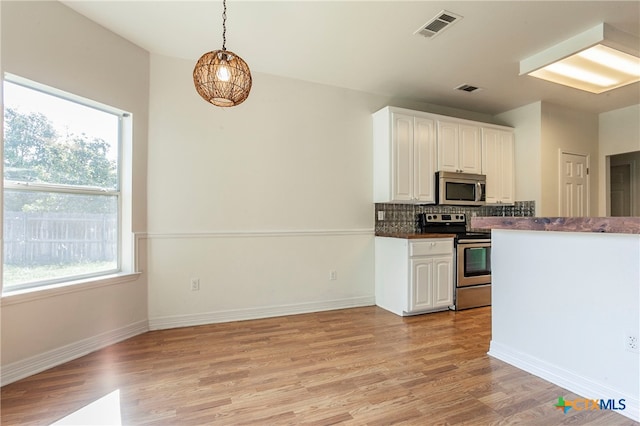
[456,241,491,287]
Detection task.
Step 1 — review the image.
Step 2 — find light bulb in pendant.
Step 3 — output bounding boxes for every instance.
[216,62,231,82]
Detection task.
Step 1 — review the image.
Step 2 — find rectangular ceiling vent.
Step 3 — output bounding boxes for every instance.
[414,10,463,39]
[455,84,482,93]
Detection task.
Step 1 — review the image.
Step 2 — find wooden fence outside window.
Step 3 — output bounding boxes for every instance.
[3,212,117,265]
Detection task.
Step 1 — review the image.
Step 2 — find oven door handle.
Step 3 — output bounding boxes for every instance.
[457,239,491,244]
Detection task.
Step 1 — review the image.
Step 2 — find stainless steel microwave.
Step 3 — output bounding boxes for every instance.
[436,171,486,206]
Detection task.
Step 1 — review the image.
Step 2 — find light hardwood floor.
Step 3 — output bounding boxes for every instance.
[1,306,636,425]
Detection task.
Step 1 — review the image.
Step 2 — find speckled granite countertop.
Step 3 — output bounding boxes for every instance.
[471,216,640,234]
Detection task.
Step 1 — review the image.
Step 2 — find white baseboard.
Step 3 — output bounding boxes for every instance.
[489,340,639,422]
[149,296,375,330]
[1,320,149,387]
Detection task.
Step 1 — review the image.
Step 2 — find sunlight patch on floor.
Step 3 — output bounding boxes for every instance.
[50,389,122,426]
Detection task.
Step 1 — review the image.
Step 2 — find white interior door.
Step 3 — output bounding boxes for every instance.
[610,164,631,216]
[559,152,589,217]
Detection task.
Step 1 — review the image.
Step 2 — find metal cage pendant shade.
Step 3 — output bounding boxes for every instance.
[193,0,252,107]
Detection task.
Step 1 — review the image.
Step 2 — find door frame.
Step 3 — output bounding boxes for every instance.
[608,158,636,216]
[558,149,590,217]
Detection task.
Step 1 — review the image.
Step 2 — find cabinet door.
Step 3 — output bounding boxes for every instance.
[482,128,515,204]
[432,256,453,308]
[437,121,459,172]
[482,129,501,204]
[413,117,436,203]
[498,131,515,204]
[459,124,482,174]
[392,113,414,202]
[410,258,433,312]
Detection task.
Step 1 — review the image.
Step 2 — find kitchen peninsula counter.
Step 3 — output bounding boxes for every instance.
[471,216,640,234]
[474,217,640,421]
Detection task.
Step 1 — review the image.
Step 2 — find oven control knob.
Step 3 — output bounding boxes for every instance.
[427,215,432,220]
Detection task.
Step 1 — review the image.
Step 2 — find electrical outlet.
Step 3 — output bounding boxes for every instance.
[190,278,200,291]
[329,270,337,281]
[625,334,639,353]
[377,211,385,221]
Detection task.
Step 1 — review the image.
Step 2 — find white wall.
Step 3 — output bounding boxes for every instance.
[146,54,378,327]
[499,101,601,216]
[540,103,599,216]
[496,102,542,212]
[489,229,640,421]
[599,105,640,216]
[0,1,149,381]
[599,105,640,156]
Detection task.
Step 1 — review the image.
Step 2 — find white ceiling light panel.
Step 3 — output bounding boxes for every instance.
[520,23,640,94]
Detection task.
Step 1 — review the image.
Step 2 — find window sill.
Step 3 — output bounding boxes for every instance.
[1,272,142,306]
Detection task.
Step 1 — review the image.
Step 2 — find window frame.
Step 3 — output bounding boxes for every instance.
[2,73,135,295]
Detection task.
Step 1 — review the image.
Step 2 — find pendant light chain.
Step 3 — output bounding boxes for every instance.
[221,0,227,51]
[193,0,252,107]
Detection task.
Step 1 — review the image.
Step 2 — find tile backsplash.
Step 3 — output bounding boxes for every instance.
[375,201,536,234]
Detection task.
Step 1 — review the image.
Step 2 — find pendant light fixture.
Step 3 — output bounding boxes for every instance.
[193,0,252,107]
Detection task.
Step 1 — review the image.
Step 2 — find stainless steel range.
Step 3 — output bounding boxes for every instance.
[417,213,491,310]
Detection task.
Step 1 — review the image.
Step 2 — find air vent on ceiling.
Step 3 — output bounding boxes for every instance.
[455,84,482,93]
[414,10,463,39]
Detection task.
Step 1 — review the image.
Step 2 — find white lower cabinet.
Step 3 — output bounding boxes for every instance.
[375,237,454,316]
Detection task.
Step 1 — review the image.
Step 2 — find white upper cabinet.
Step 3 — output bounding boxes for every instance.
[374,107,437,203]
[482,127,515,204]
[374,106,515,204]
[413,117,437,202]
[437,120,482,174]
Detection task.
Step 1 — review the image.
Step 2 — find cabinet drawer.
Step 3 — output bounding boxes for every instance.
[410,240,453,256]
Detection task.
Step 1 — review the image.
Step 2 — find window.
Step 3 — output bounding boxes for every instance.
[2,75,131,293]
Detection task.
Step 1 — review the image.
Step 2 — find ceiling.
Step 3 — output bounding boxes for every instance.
[61,1,640,116]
